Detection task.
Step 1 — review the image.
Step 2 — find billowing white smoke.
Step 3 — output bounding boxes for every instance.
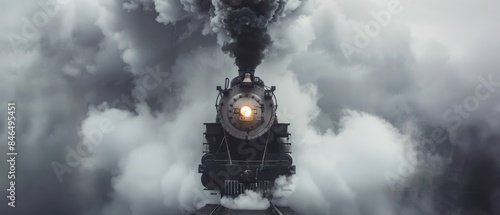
[81,102,212,215]
[221,190,270,210]
[219,175,297,210]
[79,48,236,215]
[264,72,418,215]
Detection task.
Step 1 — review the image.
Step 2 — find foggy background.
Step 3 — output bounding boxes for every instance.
[1,0,499,214]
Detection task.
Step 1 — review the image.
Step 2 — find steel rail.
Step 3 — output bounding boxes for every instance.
[269,203,283,215]
[208,204,223,215]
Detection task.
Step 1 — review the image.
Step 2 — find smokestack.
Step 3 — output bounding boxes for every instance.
[238,69,255,76]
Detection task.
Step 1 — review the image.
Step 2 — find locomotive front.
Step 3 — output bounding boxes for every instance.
[198,70,295,197]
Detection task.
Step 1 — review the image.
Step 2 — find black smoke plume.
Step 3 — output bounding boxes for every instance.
[211,0,285,71]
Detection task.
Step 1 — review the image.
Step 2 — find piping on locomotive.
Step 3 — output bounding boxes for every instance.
[198,69,296,197]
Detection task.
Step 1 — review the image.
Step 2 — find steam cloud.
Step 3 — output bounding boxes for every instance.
[221,190,270,210]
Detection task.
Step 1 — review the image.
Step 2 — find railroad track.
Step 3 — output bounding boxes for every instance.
[192,203,298,215]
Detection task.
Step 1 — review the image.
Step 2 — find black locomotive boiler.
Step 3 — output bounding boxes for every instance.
[198,70,295,197]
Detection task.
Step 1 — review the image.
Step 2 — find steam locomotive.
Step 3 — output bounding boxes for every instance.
[198,70,295,197]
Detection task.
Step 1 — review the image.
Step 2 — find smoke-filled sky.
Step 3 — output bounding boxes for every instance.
[1,0,499,215]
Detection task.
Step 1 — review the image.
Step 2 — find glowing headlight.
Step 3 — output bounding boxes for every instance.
[240,106,253,117]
